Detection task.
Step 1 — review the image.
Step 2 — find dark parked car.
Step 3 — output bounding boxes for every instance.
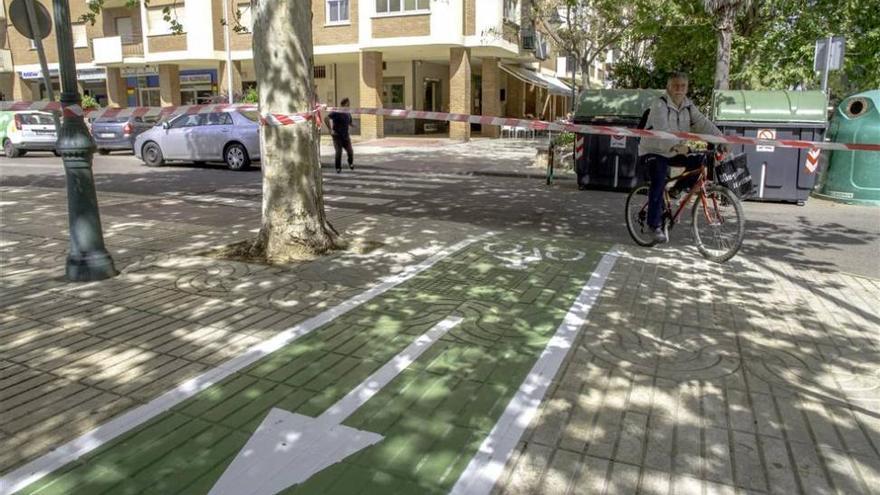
[134,111,261,170]
[91,115,160,154]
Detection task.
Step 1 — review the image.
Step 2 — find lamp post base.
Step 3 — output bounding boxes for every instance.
[65,251,118,281]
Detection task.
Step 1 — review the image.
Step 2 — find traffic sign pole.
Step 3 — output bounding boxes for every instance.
[22,0,59,131]
[822,35,832,93]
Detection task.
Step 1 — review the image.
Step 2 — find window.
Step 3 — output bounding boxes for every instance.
[73,23,88,48]
[327,0,350,24]
[207,113,233,125]
[170,114,206,128]
[147,5,185,36]
[376,0,429,15]
[237,3,253,30]
[503,0,518,23]
[314,65,327,79]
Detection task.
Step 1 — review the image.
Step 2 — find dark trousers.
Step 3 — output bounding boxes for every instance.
[332,134,353,170]
[645,154,702,229]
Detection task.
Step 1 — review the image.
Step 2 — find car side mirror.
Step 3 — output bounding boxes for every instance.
[162,121,170,130]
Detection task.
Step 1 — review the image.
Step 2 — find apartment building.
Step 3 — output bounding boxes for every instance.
[1,0,573,140]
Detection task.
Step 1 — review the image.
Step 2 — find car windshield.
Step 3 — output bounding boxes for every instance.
[239,111,260,122]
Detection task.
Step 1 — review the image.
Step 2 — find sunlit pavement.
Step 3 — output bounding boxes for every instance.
[1,146,879,494]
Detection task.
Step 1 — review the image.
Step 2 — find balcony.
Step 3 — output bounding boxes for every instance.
[0,49,12,73]
[92,35,144,65]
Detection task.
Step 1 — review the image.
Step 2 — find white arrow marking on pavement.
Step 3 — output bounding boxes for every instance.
[208,315,464,495]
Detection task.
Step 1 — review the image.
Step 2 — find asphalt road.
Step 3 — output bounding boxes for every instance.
[2,150,878,278]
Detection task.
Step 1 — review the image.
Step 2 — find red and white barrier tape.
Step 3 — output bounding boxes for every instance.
[2,100,877,153]
[326,106,880,153]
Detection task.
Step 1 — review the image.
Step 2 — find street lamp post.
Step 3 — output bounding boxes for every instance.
[52,0,117,281]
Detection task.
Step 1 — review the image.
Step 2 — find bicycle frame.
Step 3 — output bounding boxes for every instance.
[661,155,724,226]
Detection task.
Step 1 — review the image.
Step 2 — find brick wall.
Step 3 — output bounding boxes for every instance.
[6,0,97,65]
[313,0,358,45]
[372,15,429,38]
[148,35,187,53]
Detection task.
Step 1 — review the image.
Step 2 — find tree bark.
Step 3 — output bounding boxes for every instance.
[250,0,341,262]
[714,26,732,89]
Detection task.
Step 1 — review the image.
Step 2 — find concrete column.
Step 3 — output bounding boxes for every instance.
[506,74,524,118]
[12,73,34,101]
[105,68,128,108]
[359,51,383,140]
[449,47,471,141]
[219,60,243,100]
[158,64,181,107]
[481,57,501,138]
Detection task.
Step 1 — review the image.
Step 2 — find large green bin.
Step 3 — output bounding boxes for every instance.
[713,90,828,204]
[573,89,664,190]
[814,90,880,205]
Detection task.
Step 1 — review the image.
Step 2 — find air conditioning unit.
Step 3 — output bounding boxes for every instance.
[534,32,549,60]
[521,31,536,50]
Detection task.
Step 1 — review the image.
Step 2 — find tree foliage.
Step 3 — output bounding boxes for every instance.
[610,0,879,106]
[529,0,634,89]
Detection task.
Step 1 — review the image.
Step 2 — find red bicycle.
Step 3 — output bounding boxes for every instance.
[625,152,746,263]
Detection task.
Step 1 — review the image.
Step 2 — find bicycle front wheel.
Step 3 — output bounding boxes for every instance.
[625,184,656,247]
[691,185,745,263]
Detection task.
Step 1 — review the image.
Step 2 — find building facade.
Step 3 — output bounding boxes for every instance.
[1,0,577,140]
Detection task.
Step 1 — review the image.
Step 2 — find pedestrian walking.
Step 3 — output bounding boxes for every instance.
[326,98,356,173]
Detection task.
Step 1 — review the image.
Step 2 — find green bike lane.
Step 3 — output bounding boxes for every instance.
[10,234,613,495]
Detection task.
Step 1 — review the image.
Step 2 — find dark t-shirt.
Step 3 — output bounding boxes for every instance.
[328,112,352,137]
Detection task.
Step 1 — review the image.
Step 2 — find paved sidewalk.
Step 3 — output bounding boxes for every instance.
[2,175,879,494]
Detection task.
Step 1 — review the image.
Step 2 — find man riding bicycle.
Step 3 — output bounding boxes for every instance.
[639,72,728,244]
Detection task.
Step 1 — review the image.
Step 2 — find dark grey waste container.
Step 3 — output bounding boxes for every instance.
[574,89,663,190]
[713,90,828,204]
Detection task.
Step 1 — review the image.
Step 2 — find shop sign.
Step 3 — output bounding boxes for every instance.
[121,65,160,77]
[180,74,213,85]
[20,68,106,81]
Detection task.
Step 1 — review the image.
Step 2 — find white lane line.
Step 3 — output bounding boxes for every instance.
[0,233,493,495]
[448,247,620,495]
[209,316,463,495]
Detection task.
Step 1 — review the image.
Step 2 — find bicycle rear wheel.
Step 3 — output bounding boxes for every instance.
[625,185,656,246]
[691,185,745,263]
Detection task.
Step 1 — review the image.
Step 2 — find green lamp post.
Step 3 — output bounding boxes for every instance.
[52,0,118,280]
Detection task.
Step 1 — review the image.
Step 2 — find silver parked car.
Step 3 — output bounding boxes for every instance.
[134,111,261,170]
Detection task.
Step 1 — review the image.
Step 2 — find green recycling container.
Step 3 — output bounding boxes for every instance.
[573,89,664,190]
[713,90,828,204]
[814,90,880,205]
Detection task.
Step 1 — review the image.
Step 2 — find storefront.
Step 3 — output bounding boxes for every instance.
[122,66,219,107]
[19,67,108,105]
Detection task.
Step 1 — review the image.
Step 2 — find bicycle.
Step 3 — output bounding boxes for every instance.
[624,151,746,263]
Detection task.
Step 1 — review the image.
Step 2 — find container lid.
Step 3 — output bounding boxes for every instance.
[575,89,665,119]
[713,90,828,123]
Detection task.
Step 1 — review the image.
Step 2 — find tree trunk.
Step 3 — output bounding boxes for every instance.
[250,0,341,262]
[714,27,732,89]
[713,10,735,90]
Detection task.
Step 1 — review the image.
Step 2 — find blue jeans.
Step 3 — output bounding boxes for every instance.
[644,154,702,229]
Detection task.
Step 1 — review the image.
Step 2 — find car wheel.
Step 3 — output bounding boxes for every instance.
[224,143,250,171]
[4,139,22,158]
[142,142,164,167]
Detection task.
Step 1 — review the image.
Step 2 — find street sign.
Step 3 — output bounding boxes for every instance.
[610,135,627,149]
[814,36,845,71]
[8,0,51,40]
